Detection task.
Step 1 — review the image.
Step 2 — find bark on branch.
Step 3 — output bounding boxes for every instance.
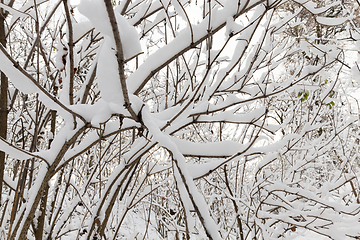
[103,0,139,121]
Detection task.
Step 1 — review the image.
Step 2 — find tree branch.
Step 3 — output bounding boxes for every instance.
[103,0,139,121]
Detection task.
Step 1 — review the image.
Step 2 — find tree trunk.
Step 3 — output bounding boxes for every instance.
[0,2,8,206]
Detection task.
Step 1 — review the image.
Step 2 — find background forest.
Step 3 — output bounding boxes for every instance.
[0,0,360,239]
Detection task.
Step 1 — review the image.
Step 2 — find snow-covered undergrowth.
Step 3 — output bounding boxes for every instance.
[0,0,359,239]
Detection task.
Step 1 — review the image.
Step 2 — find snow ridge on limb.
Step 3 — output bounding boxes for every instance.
[293,0,343,15]
[78,0,142,113]
[77,0,142,60]
[316,16,351,26]
[0,136,48,165]
[128,0,269,95]
[0,44,86,124]
[142,106,222,240]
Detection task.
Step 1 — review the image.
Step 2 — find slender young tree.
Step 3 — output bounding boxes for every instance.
[0,1,8,207]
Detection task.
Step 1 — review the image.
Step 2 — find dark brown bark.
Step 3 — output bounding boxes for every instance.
[103,0,139,121]
[0,1,8,207]
[63,0,74,105]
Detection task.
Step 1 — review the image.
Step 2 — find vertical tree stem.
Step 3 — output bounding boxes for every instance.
[63,0,74,105]
[0,1,8,208]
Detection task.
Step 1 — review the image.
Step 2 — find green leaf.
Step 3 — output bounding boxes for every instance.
[300,90,309,102]
[328,101,335,109]
[304,90,309,99]
[329,90,336,98]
